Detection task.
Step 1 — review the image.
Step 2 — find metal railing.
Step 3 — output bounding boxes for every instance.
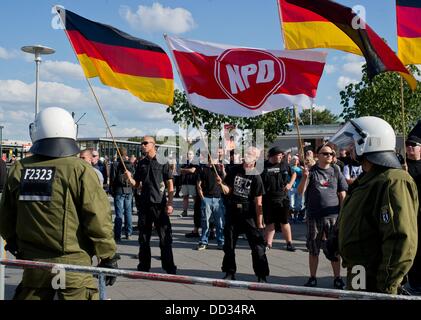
[1,258,420,300]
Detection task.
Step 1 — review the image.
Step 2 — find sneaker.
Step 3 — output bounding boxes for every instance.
[179,210,188,218]
[333,277,345,290]
[185,231,200,238]
[265,245,271,252]
[125,234,132,240]
[223,273,236,280]
[286,242,296,252]
[304,277,317,287]
[257,276,267,283]
[196,243,207,251]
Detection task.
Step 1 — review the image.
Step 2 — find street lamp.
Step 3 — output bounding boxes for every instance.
[0,125,3,160]
[21,45,55,118]
[106,124,116,138]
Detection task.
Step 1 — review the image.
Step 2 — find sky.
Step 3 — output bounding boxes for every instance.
[0,0,417,141]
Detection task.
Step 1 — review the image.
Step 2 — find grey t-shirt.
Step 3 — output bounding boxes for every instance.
[305,164,348,218]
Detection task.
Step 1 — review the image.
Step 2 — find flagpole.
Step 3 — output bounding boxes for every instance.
[55,6,127,171]
[293,105,305,161]
[163,34,220,176]
[84,77,127,171]
[400,76,407,167]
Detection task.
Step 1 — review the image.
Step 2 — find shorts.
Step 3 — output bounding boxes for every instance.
[306,214,338,260]
[263,198,290,225]
[181,184,196,197]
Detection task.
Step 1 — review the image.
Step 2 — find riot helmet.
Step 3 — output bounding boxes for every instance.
[329,116,401,169]
[29,107,80,157]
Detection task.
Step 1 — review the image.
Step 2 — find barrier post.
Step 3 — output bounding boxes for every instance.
[0,237,5,300]
[98,273,107,300]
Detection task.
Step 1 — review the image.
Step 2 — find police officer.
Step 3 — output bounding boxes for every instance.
[217,146,269,282]
[261,147,296,252]
[330,116,418,294]
[0,107,117,300]
[125,136,177,274]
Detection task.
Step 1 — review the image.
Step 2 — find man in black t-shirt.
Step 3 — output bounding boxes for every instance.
[180,151,198,218]
[196,155,226,250]
[261,147,296,252]
[217,147,269,283]
[125,136,177,275]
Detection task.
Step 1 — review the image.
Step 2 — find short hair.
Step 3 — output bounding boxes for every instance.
[118,147,127,157]
[143,136,156,143]
[316,144,334,154]
[80,149,93,157]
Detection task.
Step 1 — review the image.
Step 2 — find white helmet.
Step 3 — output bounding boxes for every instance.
[29,107,80,157]
[329,116,401,169]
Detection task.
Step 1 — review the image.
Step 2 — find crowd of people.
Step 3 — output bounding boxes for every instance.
[0,107,419,300]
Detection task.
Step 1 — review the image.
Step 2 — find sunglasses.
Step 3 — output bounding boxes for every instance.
[320,152,334,156]
[405,142,420,148]
[142,141,153,146]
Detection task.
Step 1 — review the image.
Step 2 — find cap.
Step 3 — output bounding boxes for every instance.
[268,146,284,157]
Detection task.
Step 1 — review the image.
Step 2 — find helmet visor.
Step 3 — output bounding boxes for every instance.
[329,120,368,152]
[329,122,358,150]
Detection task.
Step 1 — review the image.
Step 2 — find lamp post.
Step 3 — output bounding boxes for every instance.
[0,125,3,160]
[106,124,116,138]
[21,45,55,118]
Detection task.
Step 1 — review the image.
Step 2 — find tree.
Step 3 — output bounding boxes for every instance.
[166,89,292,144]
[299,108,339,125]
[340,64,421,133]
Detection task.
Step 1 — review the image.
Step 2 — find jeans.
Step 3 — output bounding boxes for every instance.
[200,197,225,245]
[289,188,304,212]
[113,192,133,240]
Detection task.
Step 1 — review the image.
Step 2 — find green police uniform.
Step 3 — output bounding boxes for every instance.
[338,166,418,294]
[0,155,116,300]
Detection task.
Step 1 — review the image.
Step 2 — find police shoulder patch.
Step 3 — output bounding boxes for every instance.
[380,206,391,224]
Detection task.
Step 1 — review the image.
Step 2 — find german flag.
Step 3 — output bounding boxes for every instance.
[56,8,173,105]
[278,0,417,90]
[397,0,421,65]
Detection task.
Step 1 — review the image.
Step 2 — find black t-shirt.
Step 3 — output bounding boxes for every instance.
[261,160,290,200]
[407,158,421,209]
[134,155,173,204]
[181,162,198,185]
[197,165,224,198]
[224,164,264,205]
[111,160,135,194]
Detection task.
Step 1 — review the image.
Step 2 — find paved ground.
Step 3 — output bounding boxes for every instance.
[2,196,344,300]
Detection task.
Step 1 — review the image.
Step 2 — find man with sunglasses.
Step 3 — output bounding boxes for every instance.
[405,121,421,295]
[298,144,348,289]
[125,136,177,274]
[330,116,418,295]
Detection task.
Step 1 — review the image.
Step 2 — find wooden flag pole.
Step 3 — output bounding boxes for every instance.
[84,77,127,171]
[293,106,305,161]
[400,76,407,167]
[188,104,221,177]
